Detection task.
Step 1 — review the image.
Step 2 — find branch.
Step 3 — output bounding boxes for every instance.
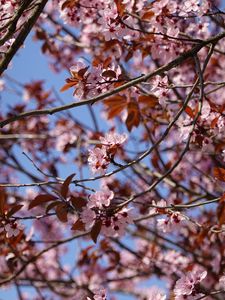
[0,0,49,76]
[0,0,32,46]
[0,30,225,127]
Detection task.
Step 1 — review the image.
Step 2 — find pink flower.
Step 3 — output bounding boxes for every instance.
[102,23,119,41]
[149,199,167,215]
[101,207,134,237]
[149,200,186,233]
[88,147,109,174]
[100,132,127,147]
[80,208,96,230]
[200,101,211,119]
[174,270,207,298]
[88,131,127,174]
[70,61,87,75]
[152,0,170,16]
[157,212,186,233]
[150,75,169,107]
[4,221,24,238]
[88,187,114,209]
[183,0,200,13]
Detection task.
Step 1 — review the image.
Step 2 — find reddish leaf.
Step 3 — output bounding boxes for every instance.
[7,205,23,218]
[60,81,78,92]
[70,196,86,211]
[35,29,47,40]
[211,116,219,128]
[195,228,209,246]
[151,154,160,170]
[9,231,23,245]
[92,56,102,67]
[55,204,68,223]
[213,167,225,182]
[103,57,112,68]
[184,106,195,118]
[45,201,62,214]
[142,10,154,20]
[108,105,125,119]
[125,102,140,131]
[114,0,126,16]
[77,66,89,78]
[71,219,85,231]
[28,194,58,210]
[104,96,127,119]
[61,173,76,199]
[61,0,70,9]
[41,42,48,54]
[138,94,158,107]
[102,70,117,79]
[90,220,102,243]
[61,0,78,10]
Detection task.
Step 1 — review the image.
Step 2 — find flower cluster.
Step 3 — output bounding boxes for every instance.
[150,199,187,233]
[150,75,170,107]
[80,186,133,238]
[61,60,122,99]
[88,131,127,174]
[51,119,80,152]
[59,0,142,42]
[181,0,210,16]
[178,98,225,158]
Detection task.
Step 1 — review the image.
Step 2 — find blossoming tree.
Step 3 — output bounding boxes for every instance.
[0,0,225,299]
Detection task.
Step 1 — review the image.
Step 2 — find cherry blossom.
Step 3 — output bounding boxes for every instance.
[88,132,127,174]
[88,187,114,209]
[174,270,207,299]
[183,0,200,13]
[0,221,24,238]
[80,208,96,230]
[100,132,127,147]
[88,147,109,174]
[157,212,186,233]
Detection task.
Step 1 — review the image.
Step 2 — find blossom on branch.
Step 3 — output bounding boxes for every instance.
[174,270,207,299]
[88,131,127,174]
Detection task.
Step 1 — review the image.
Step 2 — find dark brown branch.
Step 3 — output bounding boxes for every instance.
[0,0,49,76]
[0,0,32,46]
